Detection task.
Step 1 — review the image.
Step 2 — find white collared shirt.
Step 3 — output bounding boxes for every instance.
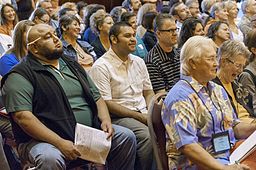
[89,48,153,113]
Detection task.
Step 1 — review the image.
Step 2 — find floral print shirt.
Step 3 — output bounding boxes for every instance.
[162,75,238,169]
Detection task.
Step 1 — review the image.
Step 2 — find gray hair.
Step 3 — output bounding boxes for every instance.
[241,0,252,14]
[210,2,226,19]
[180,36,217,75]
[185,0,198,8]
[201,0,216,13]
[90,10,111,35]
[218,40,251,63]
[137,3,156,25]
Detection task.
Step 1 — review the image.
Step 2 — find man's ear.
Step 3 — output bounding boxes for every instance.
[110,35,117,45]
[188,58,197,69]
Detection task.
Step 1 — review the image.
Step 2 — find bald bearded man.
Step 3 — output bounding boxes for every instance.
[1,24,136,170]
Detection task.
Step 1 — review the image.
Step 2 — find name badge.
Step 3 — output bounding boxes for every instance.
[212,131,231,154]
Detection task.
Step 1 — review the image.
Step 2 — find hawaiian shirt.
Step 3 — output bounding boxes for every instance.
[162,75,238,169]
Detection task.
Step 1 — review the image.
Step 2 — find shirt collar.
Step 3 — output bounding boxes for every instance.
[181,74,215,94]
[107,48,135,68]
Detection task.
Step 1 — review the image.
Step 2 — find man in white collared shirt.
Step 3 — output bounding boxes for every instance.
[90,22,155,170]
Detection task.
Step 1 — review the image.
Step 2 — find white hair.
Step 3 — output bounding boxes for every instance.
[180,36,217,75]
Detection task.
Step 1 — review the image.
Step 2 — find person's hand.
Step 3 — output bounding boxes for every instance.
[101,120,114,140]
[223,163,250,170]
[57,139,81,160]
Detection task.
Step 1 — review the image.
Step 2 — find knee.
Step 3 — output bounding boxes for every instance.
[34,150,65,169]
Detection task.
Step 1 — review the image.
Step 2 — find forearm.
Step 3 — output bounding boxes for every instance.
[96,97,111,123]
[180,143,225,170]
[233,121,256,139]
[143,89,155,108]
[105,100,142,120]
[13,111,63,146]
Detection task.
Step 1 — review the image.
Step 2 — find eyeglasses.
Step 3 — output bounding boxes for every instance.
[226,58,244,69]
[158,28,179,34]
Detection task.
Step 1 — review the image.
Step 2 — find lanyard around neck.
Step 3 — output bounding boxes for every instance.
[182,79,225,134]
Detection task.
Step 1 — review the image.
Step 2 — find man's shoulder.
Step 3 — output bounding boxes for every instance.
[145,45,162,62]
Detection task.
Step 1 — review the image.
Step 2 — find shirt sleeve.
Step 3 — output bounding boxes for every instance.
[85,73,101,102]
[145,60,166,92]
[140,59,153,91]
[0,54,19,76]
[89,64,112,100]
[2,73,33,113]
[162,98,198,149]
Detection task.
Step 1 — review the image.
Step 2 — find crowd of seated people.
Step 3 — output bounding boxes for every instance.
[0,0,256,169]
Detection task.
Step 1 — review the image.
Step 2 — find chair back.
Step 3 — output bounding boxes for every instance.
[148,92,168,170]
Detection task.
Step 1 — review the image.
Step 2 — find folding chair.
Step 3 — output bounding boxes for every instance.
[147,92,168,170]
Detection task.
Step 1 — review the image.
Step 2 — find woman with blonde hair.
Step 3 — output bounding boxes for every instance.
[0,20,35,76]
[225,0,243,42]
[90,10,114,58]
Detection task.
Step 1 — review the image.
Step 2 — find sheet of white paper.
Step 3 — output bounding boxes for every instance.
[230,130,256,164]
[74,123,111,165]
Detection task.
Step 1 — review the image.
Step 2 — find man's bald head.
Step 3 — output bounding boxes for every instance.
[27,24,54,44]
[26,23,63,61]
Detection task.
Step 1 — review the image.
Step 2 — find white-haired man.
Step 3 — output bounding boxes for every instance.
[162,36,255,170]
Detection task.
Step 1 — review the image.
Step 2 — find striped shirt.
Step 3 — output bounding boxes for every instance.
[144,43,180,92]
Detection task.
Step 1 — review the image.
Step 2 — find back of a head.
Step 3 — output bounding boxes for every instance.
[120,12,136,23]
[84,4,105,29]
[110,6,126,23]
[142,11,157,30]
[36,0,51,8]
[180,36,216,74]
[58,8,73,18]
[61,2,76,11]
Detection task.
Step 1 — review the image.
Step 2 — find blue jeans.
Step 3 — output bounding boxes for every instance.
[18,125,136,170]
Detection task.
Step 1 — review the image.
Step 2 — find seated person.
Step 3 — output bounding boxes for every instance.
[162,36,256,169]
[0,20,34,77]
[1,23,136,169]
[59,15,96,71]
[214,40,255,122]
[145,14,180,93]
[90,22,155,170]
[90,10,114,59]
[142,11,157,51]
[239,30,256,114]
